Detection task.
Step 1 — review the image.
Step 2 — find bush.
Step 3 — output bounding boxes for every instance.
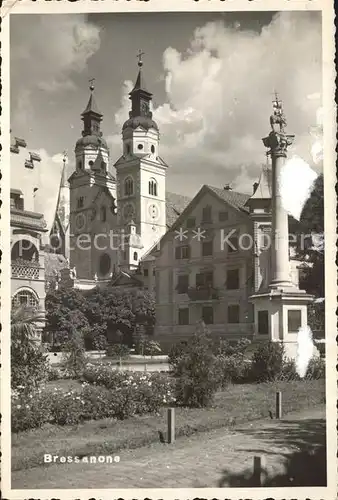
[11,306,50,394]
[61,328,88,379]
[305,357,325,379]
[171,322,219,408]
[250,341,285,382]
[105,343,130,359]
[216,355,252,387]
[12,369,176,432]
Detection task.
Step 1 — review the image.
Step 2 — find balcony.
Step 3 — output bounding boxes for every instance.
[187,285,219,301]
[11,258,40,280]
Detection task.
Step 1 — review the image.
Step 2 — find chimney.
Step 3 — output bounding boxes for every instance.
[253,182,259,195]
[224,184,232,191]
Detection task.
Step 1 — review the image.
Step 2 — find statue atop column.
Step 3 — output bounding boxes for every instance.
[263,93,294,156]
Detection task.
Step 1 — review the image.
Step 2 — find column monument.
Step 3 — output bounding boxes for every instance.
[249,96,314,360]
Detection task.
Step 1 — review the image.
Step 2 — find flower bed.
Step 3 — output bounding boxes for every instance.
[12,370,175,433]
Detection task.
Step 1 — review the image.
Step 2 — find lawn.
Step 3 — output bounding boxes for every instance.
[12,379,325,472]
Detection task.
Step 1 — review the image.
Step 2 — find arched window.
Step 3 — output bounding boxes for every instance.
[12,288,39,309]
[11,240,39,263]
[99,253,111,276]
[133,252,138,261]
[124,177,134,196]
[100,206,107,222]
[149,178,157,197]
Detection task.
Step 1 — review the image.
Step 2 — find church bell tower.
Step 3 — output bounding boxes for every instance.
[114,51,168,268]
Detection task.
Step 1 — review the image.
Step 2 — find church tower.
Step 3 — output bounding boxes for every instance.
[69,81,118,281]
[114,52,167,268]
[50,152,70,259]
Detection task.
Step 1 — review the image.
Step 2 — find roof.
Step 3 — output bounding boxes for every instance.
[165,191,192,228]
[82,93,102,116]
[10,188,23,195]
[250,167,272,200]
[130,68,151,95]
[206,186,250,213]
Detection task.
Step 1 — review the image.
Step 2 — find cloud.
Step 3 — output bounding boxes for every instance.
[11,15,101,128]
[109,11,322,196]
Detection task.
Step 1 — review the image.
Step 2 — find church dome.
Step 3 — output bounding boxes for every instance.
[75,134,108,150]
[122,116,159,132]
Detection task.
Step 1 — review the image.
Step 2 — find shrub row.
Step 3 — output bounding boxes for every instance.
[12,370,175,433]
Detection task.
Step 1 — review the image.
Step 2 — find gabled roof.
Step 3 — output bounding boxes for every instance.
[207,186,250,213]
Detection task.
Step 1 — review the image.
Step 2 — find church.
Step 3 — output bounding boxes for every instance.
[11,54,312,355]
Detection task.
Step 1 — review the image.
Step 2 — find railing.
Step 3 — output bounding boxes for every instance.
[187,285,219,301]
[11,259,40,279]
[10,209,47,230]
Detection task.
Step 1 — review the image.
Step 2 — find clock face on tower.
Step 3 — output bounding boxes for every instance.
[123,203,135,220]
[148,203,159,221]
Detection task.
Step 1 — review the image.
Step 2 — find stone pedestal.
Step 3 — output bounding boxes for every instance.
[250,289,314,360]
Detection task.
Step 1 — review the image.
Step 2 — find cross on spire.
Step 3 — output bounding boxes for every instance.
[89,78,95,92]
[137,49,145,67]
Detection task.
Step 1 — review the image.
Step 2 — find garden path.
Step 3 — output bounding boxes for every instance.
[12,407,325,489]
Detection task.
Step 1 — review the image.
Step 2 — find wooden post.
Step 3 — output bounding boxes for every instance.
[167,408,175,444]
[276,391,282,419]
[253,455,265,486]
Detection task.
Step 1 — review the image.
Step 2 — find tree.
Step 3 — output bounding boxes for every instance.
[297,174,324,297]
[45,288,89,347]
[11,306,49,393]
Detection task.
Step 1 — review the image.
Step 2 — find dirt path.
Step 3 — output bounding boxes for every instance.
[12,407,325,489]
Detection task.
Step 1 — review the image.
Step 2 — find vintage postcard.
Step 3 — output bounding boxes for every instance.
[1,0,336,498]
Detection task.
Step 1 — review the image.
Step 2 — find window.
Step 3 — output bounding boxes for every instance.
[151,145,155,154]
[176,274,189,294]
[99,253,111,276]
[175,245,190,260]
[137,144,144,150]
[227,234,238,253]
[101,161,106,171]
[258,310,269,335]
[100,206,107,222]
[196,271,213,288]
[226,269,239,290]
[77,197,84,209]
[228,304,240,323]
[219,211,228,221]
[149,178,158,196]
[89,160,94,167]
[143,269,149,277]
[186,217,196,229]
[202,205,212,223]
[133,252,138,261]
[178,308,189,325]
[288,309,302,333]
[10,192,24,210]
[12,289,38,309]
[202,239,213,257]
[124,177,134,196]
[202,306,214,324]
[126,144,131,154]
[78,161,83,170]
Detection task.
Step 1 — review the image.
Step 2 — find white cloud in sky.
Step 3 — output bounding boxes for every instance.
[107,11,322,195]
[11,15,101,128]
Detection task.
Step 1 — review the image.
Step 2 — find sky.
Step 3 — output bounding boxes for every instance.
[10,11,323,227]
